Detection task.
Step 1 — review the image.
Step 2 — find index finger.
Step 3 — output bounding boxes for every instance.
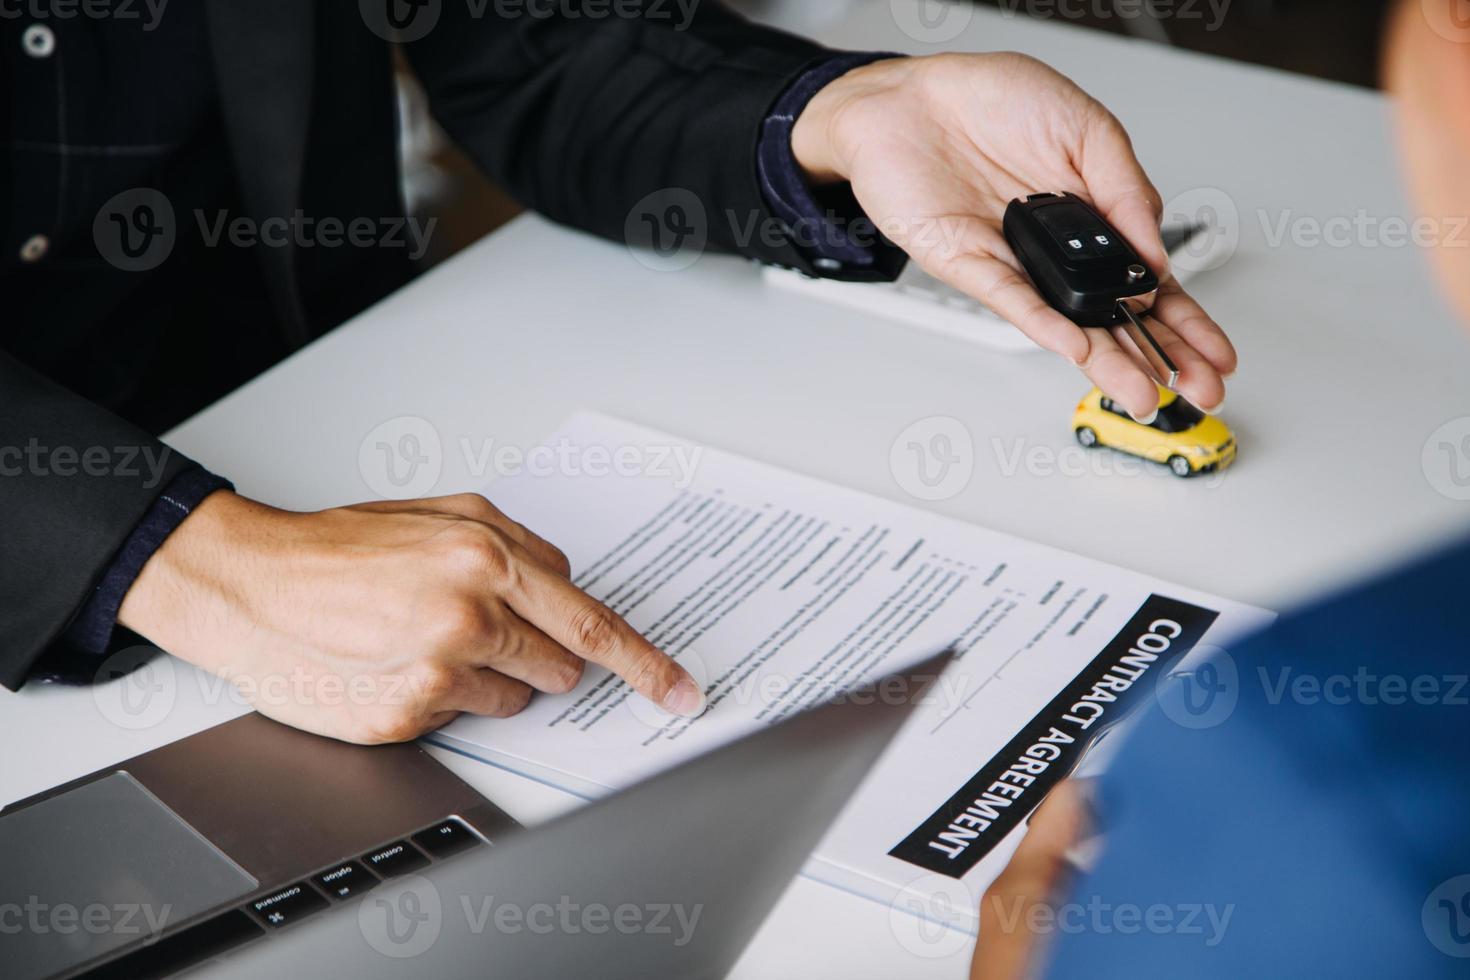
[1076,109,1169,277]
[505,559,707,718]
[1151,280,1239,379]
[1075,115,1239,384]
[935,252,1091,363]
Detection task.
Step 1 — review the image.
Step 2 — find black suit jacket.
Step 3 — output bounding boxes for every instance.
[0,0,834,689]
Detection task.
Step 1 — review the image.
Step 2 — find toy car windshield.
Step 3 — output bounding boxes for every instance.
[1153,399,1206,434]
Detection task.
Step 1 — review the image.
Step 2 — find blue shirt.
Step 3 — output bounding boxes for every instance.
[1047,536,1470,976]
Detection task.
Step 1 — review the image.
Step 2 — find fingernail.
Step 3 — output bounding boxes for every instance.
[1131,409,1158,425]
[1204,396,1226,416]
[662,677,707,718]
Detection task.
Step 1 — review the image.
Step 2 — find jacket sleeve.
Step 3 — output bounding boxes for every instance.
[0,350,195,690]
[401,0,841,274]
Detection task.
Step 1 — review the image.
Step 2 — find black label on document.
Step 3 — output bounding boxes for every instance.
[888,594,1219,877]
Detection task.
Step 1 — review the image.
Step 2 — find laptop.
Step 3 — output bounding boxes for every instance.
[3,651,949,979]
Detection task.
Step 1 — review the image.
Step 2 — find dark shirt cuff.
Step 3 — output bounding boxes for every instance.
[62,466,234,656]
[757,52,909,281]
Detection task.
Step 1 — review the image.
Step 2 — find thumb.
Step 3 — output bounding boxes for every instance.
[972,782,1094,980]
[1003,780,1092,890]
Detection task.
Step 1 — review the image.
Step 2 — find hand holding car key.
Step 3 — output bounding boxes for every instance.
[1004,193,1238,477]
[1004,192,1181,396]
[791,53,1235,417]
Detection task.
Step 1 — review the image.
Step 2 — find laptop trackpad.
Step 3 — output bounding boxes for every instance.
[0,771,257,980]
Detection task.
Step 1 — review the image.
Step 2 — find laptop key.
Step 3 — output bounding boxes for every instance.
[412,818,481,858]
[248,883,329,928]
[362,840,430,878]
[313,860,375,900]
[74,910,264,980]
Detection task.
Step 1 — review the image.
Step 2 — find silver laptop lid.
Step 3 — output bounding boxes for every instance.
[202,651,951,980]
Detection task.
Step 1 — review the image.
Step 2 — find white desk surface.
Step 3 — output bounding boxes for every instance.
[5,4,1467,978]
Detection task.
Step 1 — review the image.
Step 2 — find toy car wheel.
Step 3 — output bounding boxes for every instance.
[1075,427,1099,448]
[1168,455,1193,478]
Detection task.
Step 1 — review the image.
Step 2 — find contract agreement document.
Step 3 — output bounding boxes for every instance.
[431,414,1274,930]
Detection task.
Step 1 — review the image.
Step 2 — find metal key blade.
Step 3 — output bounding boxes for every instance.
[1114,301,1179,390]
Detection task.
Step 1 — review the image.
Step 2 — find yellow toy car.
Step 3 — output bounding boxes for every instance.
[1072,387,1237,478]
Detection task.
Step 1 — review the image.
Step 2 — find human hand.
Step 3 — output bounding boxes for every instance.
[118,491,706,743]
[969,781,1091,980]
[792,53,1236,419]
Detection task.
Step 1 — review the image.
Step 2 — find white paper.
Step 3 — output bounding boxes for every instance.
[430,413,1275,930]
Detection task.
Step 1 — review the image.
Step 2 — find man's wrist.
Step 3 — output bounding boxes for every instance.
[790,56,914,184]
[116,489,261,646]
[63,467,234,656]
[757,53,909,281]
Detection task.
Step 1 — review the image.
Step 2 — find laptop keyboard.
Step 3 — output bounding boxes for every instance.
[72,817,486,980]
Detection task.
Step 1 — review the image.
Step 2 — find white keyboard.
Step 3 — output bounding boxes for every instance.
[763,223,1217,354]
[763,259,1043,353]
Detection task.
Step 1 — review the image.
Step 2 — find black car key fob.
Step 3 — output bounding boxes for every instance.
[1003,192,1178,388]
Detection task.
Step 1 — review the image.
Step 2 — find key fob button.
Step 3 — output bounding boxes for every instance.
[1032,207,1105,262]
[1002,191,1159,327]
